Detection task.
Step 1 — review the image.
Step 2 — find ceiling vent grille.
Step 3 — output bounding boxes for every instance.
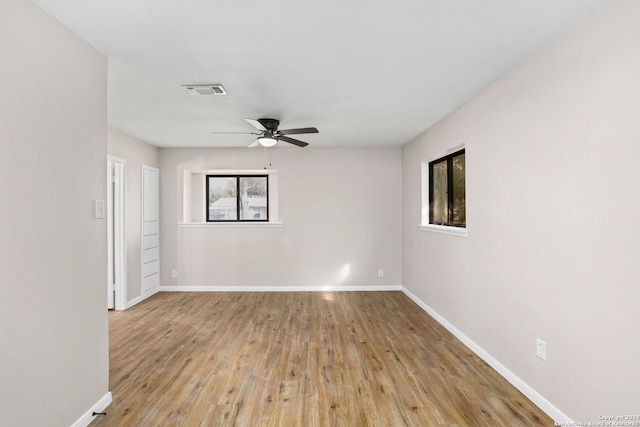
[182,84,227,96]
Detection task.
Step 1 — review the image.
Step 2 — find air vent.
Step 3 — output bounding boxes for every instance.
[182,84,227,96]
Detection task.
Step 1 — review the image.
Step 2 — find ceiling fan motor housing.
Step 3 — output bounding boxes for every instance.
[258,118,280,132]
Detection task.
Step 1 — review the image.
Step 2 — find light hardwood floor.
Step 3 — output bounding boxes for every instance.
[91,291,552,426]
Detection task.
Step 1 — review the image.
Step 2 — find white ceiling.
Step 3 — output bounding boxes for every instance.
[33,0,614,148]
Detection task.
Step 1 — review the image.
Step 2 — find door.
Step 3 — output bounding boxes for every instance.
[141,165,160,297]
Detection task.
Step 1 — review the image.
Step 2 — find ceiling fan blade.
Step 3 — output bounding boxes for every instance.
[278,127,319,135]
[279,135,309,147]
[211,131,260,135]
[248,140,260,148]
[244,118,267,131]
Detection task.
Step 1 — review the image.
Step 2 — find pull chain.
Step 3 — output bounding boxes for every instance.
[263,146,273,169]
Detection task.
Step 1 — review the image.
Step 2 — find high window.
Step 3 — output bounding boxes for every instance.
[206,175,268,222]
[429,149,465,227]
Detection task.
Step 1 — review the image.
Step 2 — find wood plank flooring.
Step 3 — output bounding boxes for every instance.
[91,292,552,426]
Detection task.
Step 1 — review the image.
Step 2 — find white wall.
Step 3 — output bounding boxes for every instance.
[160,147,402,289]
[0,1,109,426]
[108,128,160,304]
[402,0,640,421]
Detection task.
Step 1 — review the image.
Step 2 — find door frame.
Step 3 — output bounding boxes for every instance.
[107,155,128,310]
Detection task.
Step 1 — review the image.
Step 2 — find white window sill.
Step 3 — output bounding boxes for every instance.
[179,222,283,228]
[419,224,468,238]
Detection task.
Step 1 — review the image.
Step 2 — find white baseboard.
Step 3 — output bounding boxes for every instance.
[70,392,112,427]
[159,285,402,292]
[401,287,572,424]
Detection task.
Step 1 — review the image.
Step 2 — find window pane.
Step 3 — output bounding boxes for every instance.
[239,176,268,220]
[431,160,448,225]
[208,177,237,220]
[451,153,465,226]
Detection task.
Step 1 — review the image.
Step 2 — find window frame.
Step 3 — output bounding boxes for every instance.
[428,148,465,228]
[420,147,468,238]
[205,174,269,223]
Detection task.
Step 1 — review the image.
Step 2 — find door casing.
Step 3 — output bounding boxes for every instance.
[107,155,127,310]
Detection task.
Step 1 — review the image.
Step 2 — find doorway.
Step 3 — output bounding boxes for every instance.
[107,155,127,310]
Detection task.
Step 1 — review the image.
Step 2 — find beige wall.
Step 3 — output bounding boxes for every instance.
[0,1,109,425]
[108,128,160,303]
[402,0,640,421]
[160,147,402,289]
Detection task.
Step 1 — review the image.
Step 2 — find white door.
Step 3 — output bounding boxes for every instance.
[141,165,160,296]
[107,156,126,310]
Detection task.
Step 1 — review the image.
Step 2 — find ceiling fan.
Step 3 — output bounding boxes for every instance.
[212,118,318,147]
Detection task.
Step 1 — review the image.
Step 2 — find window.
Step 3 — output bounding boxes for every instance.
[180,169,280,227]
[206,175,268,222]
[429,149,465,227]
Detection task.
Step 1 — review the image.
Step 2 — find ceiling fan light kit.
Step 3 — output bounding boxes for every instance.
[257,136,277,147]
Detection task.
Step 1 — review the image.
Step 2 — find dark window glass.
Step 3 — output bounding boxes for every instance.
[239,176,268,220]
[451,153,465,226]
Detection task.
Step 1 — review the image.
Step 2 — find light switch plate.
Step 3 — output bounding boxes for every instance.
[536,338,547,361]
[95,200,105,219]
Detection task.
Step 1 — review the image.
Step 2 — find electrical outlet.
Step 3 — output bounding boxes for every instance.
[378,269,384,278]
[536,338,547,361]
[171,269,178,278]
